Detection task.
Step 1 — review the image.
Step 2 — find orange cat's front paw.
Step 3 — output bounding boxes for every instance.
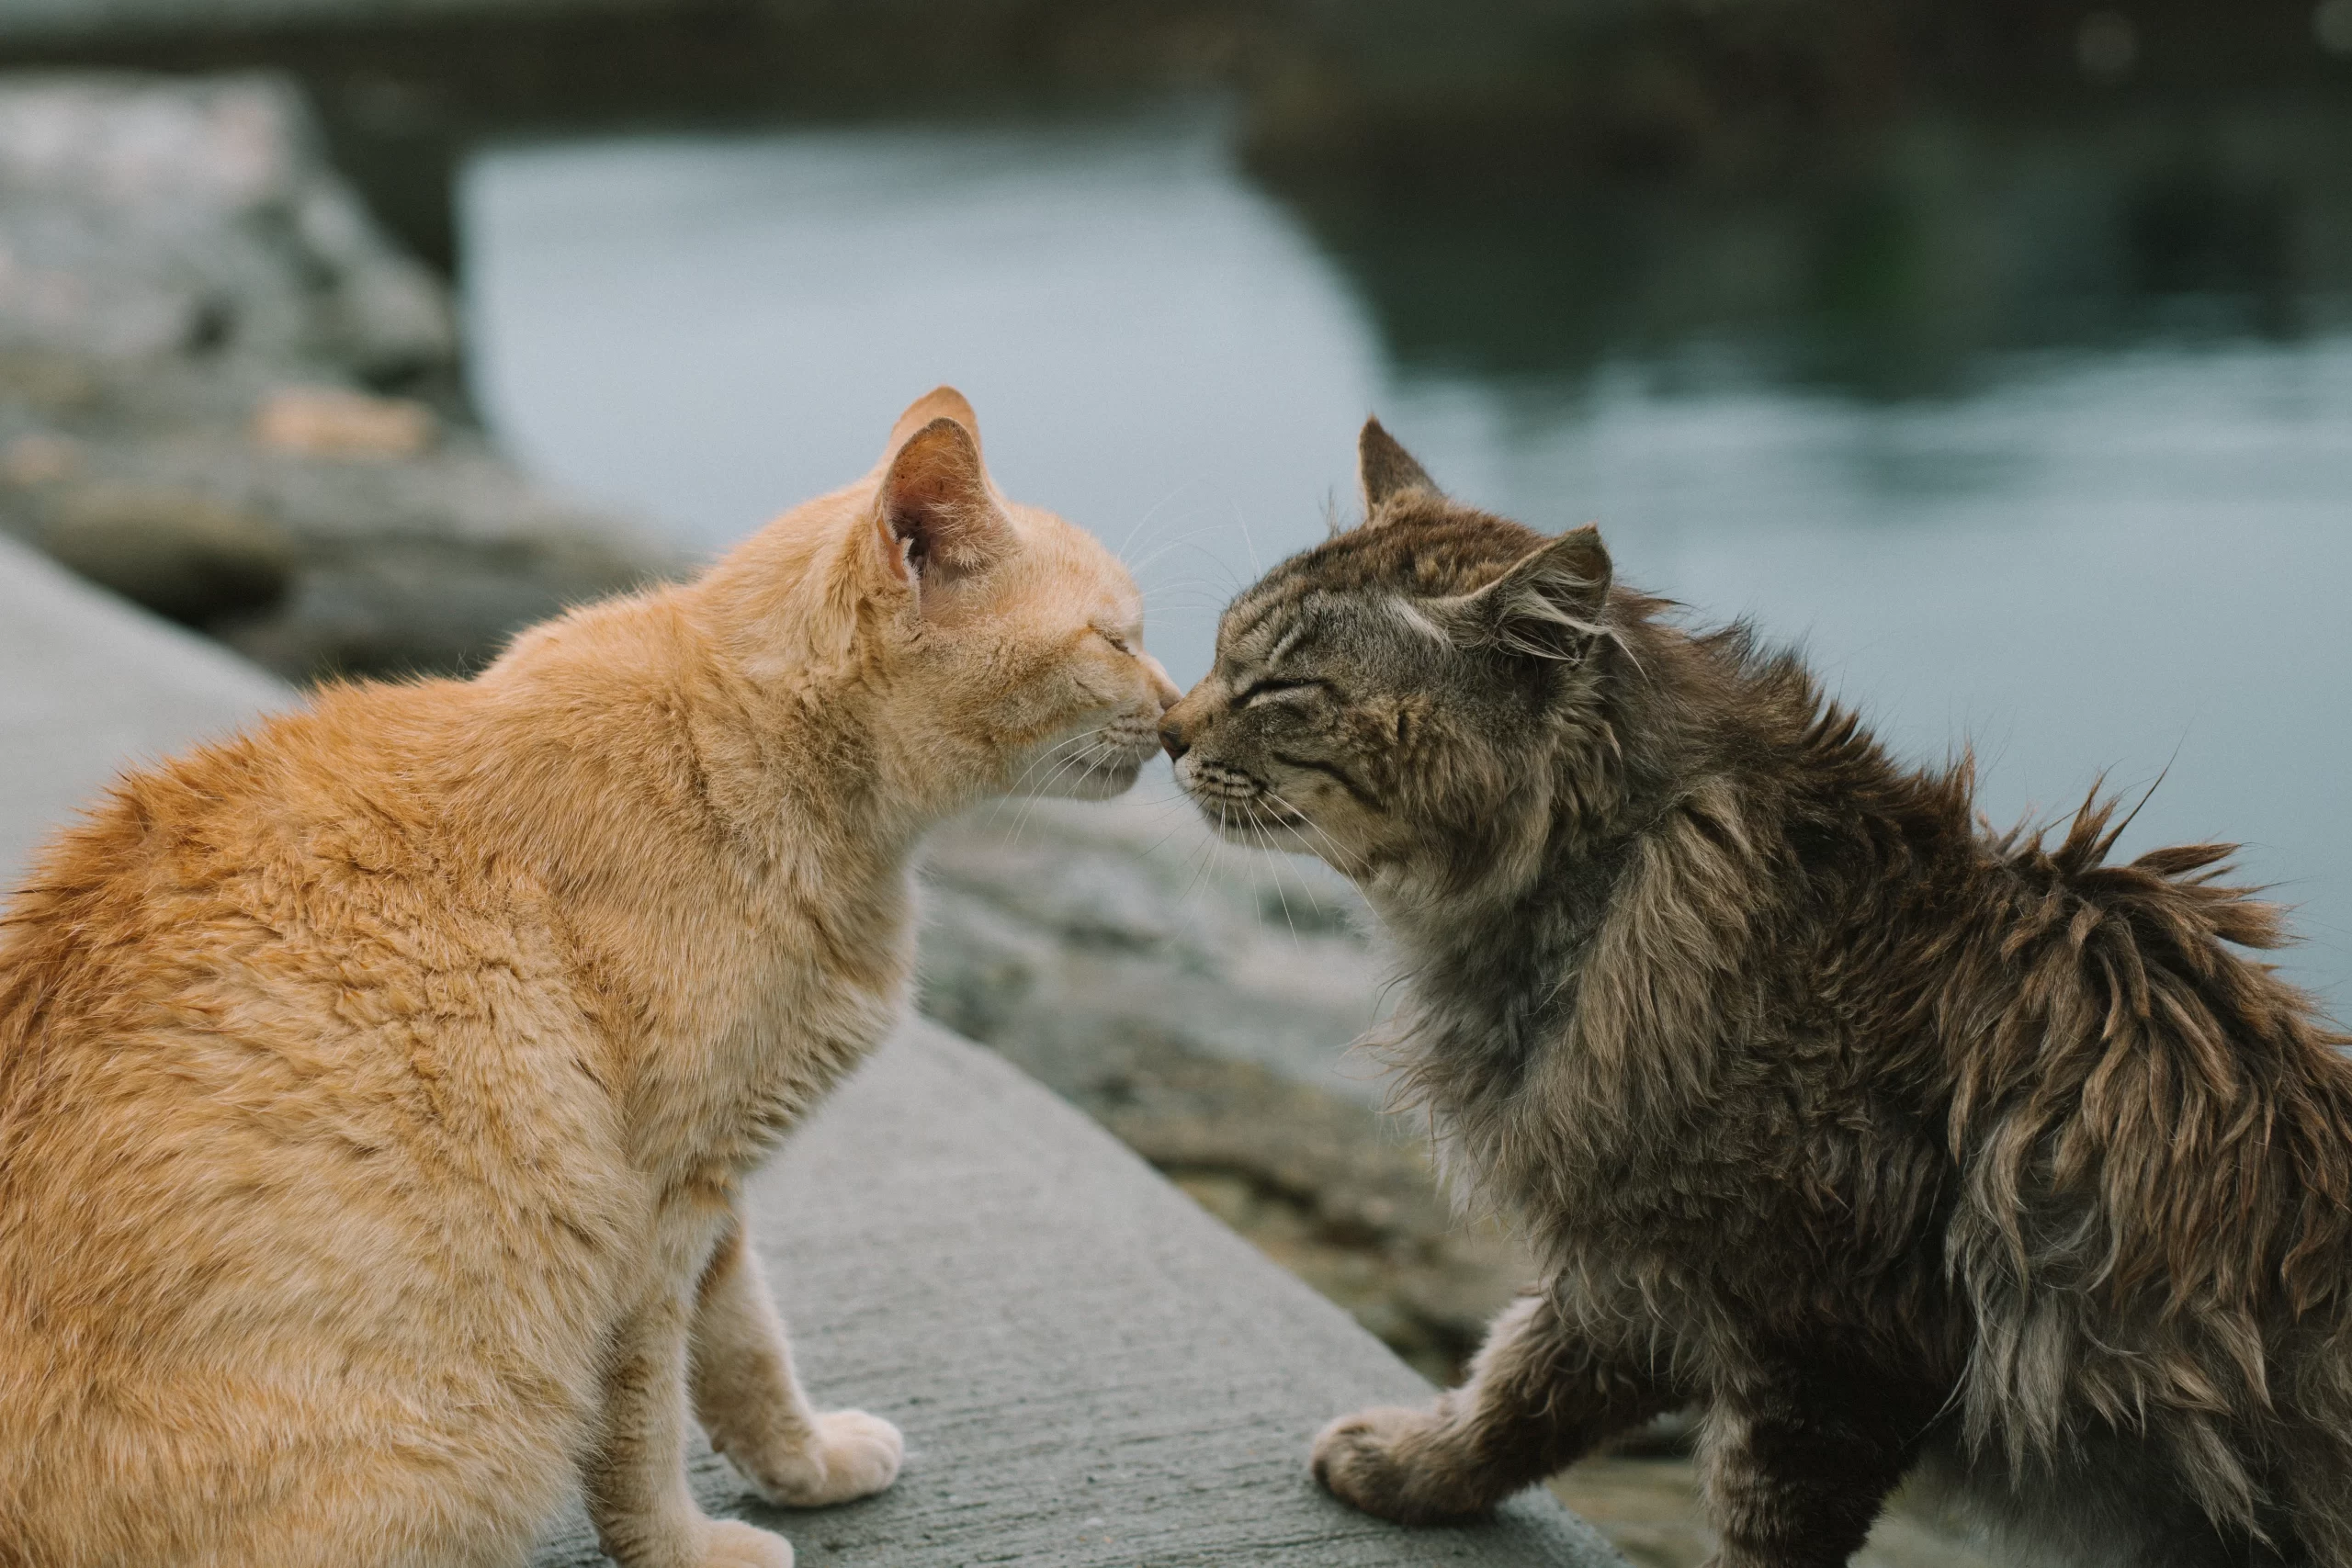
[731,1409,903,1508]
[700,1517,795,1568]
[1311,1404,1481,1526]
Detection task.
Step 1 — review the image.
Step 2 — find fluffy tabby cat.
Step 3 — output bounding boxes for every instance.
[0,389,1177,1568]
[1161,419,2352,1566]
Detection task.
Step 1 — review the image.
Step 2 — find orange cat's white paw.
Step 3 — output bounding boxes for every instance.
[734,1409,904,1508]
[699,1517,794,1568]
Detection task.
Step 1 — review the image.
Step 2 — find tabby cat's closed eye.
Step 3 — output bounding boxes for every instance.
[1238,677,1326,705]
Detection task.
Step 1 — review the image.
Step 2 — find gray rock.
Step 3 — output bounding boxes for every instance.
[0,72,673,682]
[0,74,452,370]
[921,794,1392,1104]
[288,183,458,378]
[41,481,293,624]
[220,516,662,678]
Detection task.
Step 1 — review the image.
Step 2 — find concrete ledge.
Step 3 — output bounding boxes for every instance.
[0,533,1619,1567]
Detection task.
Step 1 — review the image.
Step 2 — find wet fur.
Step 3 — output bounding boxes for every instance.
[1163,421,2352,1566]
[0,389,1178,1568]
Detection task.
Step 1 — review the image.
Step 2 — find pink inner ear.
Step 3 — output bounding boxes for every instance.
[880,418,1006,585]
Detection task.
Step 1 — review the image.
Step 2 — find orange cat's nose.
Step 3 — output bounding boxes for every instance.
[1140,653,1181,713]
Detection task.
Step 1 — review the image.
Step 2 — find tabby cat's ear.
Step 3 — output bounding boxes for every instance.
[1358,417,1441,519]
[1442,525,1613,660]
[875,416,1011,592]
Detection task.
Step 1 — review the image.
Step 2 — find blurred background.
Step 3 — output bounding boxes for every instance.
[2,4,2346,1562]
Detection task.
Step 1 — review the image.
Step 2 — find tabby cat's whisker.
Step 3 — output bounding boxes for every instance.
[1242,801,1306,953]
[1256,785,1366,878]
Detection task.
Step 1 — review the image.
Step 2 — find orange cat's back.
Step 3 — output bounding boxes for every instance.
[0,684,629,1568]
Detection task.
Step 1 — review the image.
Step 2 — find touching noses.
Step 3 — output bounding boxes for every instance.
[1159,694,1199,761]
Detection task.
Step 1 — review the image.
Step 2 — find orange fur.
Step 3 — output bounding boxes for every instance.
[0,389,1177,1568]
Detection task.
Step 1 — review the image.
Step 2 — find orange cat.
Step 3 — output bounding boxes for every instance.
[0,389,1177,1568]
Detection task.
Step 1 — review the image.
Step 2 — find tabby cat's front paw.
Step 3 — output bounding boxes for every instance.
[1311,1404,1483,1526]
[729,1409,904,1508]
[699,1517,795,1568]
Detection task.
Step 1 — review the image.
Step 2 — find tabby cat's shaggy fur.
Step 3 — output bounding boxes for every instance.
[1162,421,2352,1566]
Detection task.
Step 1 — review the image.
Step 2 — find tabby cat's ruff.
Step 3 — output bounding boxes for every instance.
[1164,419,2352,1567]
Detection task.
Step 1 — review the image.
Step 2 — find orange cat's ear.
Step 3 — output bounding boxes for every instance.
[875,416,1011,592]
[883,386,982,465]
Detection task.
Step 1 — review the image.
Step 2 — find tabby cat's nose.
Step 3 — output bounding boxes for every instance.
[1158,716,1191,762]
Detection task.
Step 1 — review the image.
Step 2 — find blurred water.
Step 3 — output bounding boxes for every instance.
[460,109,2352,1010]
